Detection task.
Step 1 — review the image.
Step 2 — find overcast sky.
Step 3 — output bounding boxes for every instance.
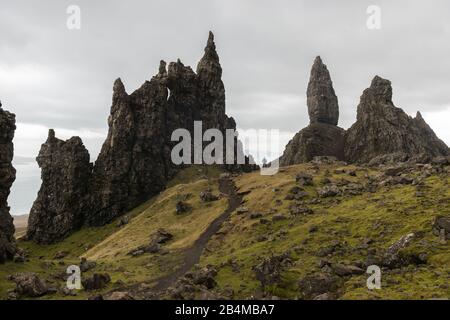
[1,0,449,215]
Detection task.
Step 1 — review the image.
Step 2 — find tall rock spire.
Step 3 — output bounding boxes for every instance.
[195,31,226,130]
[196,31,223,88]
[280,57,344,166]
[307,56,339,126]
[197,31,220,74]
[0,102,17,262]
[26,131,92,244]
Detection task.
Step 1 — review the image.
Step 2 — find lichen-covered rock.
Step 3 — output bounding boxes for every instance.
[345,76,449,163]
[0,102,17,263]
[26,130,91,244]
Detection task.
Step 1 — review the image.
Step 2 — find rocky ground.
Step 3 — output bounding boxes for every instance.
[0,159,448,300]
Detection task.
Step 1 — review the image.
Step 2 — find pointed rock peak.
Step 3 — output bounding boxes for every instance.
[158,60,167,75]
[113,78,127,99]
[310,56,330,78]
[113,78,125,93]
[307,56,339,126]
[196,31,221,78]
[206,31,216,51]
[415,111,424,120]
[46,129,56,143]
[313,55,323,66]
[368,75,392,101]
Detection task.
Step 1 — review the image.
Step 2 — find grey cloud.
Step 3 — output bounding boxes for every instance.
[1,0,449,215]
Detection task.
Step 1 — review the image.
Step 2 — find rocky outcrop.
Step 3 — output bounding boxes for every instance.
[28,31,255,240]
[307,56,339,126]
[280,57,345,166]
[86,31,245,226]
[345,76,449,163]
[280,123,345,165]
[0,102,16,263]
[26,130,91,244]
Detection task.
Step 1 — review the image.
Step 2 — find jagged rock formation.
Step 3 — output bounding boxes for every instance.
[26,130,91,244]
[0,102,17,262]
[280,57,345,166]
[86,31,245,226]
[345,76,449,163]
[28,31,255,239]
[307,56,339,126]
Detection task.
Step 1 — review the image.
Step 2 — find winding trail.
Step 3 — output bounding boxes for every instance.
[148,176,242,296]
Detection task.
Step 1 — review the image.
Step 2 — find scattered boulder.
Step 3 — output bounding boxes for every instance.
[80,258,97,272]
[295,173,314,186]
[185,266,218,289]
[382,233,425,268]
[289,204,314,215]
[82,273,111,291]
[253,252,292,287]
[116,216,130,227]
[432,216,450,240]
[128,229,173,257]
[8,273,49,297]
[151,229,173,245]
[298,272,342,300]
[384,166,406,177]
[104,291,135,300]
[200,190,219,202]
[317,185,340,197]
[331,263,364,277]
[176,201,190,214]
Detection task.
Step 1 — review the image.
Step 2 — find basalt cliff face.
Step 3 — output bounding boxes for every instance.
[28,32,254,242]
[280,57,345,166]
[344,76,449,164]
[280,58,448,167]
[0,102,17,262]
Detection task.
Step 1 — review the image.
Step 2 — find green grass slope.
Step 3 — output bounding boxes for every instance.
[0,163,448,300]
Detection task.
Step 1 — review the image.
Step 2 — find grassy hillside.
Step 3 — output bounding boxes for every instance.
[0,163,449,300]
[200,163,450,299]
